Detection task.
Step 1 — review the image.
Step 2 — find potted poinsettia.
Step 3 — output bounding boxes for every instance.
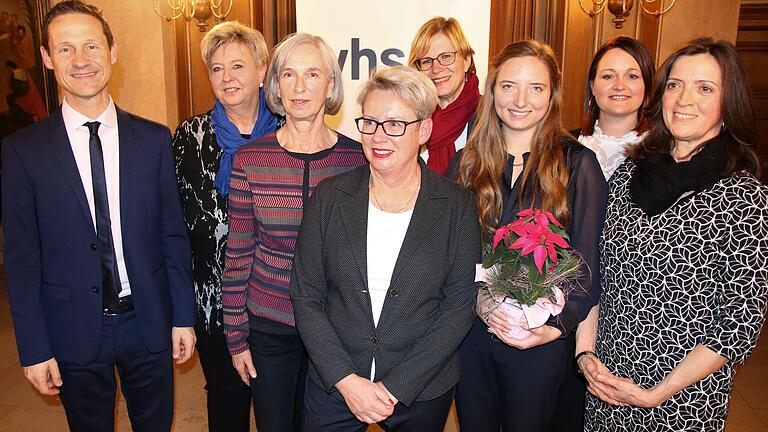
[475,208,584,339]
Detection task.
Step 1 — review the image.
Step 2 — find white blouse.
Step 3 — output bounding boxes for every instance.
[578,121,646,180]
[366,202,413,379]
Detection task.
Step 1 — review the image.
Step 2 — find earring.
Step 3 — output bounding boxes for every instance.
[259,83,263,88]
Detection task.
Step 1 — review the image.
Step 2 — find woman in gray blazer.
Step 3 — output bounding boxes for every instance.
[290,66,482,431]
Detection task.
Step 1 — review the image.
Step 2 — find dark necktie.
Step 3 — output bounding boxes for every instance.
[85,121,121,311]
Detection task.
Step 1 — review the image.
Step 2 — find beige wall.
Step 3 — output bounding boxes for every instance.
[52,0,179,128]
[656,0,740,61]
[589,0,740,62]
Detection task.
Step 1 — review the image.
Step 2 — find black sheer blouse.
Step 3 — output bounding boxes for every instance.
[447,138,607,335]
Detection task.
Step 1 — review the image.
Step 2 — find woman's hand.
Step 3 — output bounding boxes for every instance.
[336,374,394,424]
[486,307,513,334]
[582,344,728,409]
[580,353,664,408]
[489,322,562,349]
[593,372,665,408]
[374,381,398,406]
[231,350,257,386]
[579,354,625,406]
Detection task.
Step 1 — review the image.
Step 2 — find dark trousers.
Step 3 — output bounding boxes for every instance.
[549,337,587,432]
[57,310,173,432]
[455,317,582,432]
[302,378,454,432]
[247,327,307,432]
[196,329,251,432]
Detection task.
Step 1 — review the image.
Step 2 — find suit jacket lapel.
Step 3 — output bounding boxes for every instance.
[338,167,372,300]
[389,163,446,287]
[49,108,95,232]
[116,107,133,234]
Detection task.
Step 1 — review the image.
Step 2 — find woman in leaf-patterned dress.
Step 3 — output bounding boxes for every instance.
[580,38,768,432]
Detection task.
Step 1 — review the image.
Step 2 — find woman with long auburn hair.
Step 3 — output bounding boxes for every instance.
[448,40,607,431]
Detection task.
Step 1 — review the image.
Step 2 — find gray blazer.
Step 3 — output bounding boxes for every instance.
[290,161,482,406]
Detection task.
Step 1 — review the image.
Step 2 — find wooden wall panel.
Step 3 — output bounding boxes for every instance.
[558,0,594,129]
[736,3,768,180]
[254,0,296,49]
[657,0,739,62]
[489,0,535,58]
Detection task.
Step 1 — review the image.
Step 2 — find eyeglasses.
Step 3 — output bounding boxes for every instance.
[355,117,422,137]
[413,51,458,71]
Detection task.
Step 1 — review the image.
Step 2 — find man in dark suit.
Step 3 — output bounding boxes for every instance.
[1,1,196,430]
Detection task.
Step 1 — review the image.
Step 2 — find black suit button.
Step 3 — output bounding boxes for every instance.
[91,286,99,293]
[90,243,97,251]
[388,288,399,297]
[370,336,380,345]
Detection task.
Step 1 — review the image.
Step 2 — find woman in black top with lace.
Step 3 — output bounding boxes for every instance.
[448,40,606,432]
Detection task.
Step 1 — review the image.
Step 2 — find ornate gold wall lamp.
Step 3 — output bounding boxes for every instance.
[153,0,234,31]
[578,0,676,28]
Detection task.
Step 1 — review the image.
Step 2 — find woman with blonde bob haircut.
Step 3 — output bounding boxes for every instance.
[222,32,366,432]
[448,40,606,431]
[291,65,481,431]
[172,20,279,432]
[201,20,269,68]
[408,16,480,174]
[357,67,439,121]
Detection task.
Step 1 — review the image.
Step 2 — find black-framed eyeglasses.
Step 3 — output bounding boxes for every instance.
[355,117,422,137]
[413,51,458,71]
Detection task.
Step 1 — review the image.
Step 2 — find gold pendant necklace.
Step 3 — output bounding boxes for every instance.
[370,181,420,213]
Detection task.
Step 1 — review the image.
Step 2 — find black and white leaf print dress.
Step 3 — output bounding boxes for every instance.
[172,112,228,334]
[585,161,768,431]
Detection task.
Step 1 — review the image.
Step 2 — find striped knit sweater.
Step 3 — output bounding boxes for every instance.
[222,132,366,354]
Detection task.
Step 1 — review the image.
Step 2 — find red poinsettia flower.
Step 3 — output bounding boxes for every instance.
[492,225,512,250]
[517,208,564,229]
[508,218,528,237]
[509,221,569,274]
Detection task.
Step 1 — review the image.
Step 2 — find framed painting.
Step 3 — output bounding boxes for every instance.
[0,0,56,138]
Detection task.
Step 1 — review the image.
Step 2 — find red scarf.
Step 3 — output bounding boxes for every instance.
[426,72,480,175]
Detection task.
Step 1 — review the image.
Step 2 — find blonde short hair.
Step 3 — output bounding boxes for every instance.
[357,66,438,120]
[264,33,343,116]
[407,17,475,73]
[201,21,269,68]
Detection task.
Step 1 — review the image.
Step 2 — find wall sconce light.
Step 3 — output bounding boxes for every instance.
[579,0,676,29]
[153,0,234,32]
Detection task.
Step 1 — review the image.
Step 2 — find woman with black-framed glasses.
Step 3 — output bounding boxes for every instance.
[408,16,480,175]
[290,65,481,431]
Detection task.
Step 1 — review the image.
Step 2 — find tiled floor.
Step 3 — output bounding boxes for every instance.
[0,270,764,431]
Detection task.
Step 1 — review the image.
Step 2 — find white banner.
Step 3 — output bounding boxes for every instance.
[296,1,491,138]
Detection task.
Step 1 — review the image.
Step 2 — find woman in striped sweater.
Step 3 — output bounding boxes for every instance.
[221,33,367,432]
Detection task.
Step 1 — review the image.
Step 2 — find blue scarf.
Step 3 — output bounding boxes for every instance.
[211,87,279,196]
